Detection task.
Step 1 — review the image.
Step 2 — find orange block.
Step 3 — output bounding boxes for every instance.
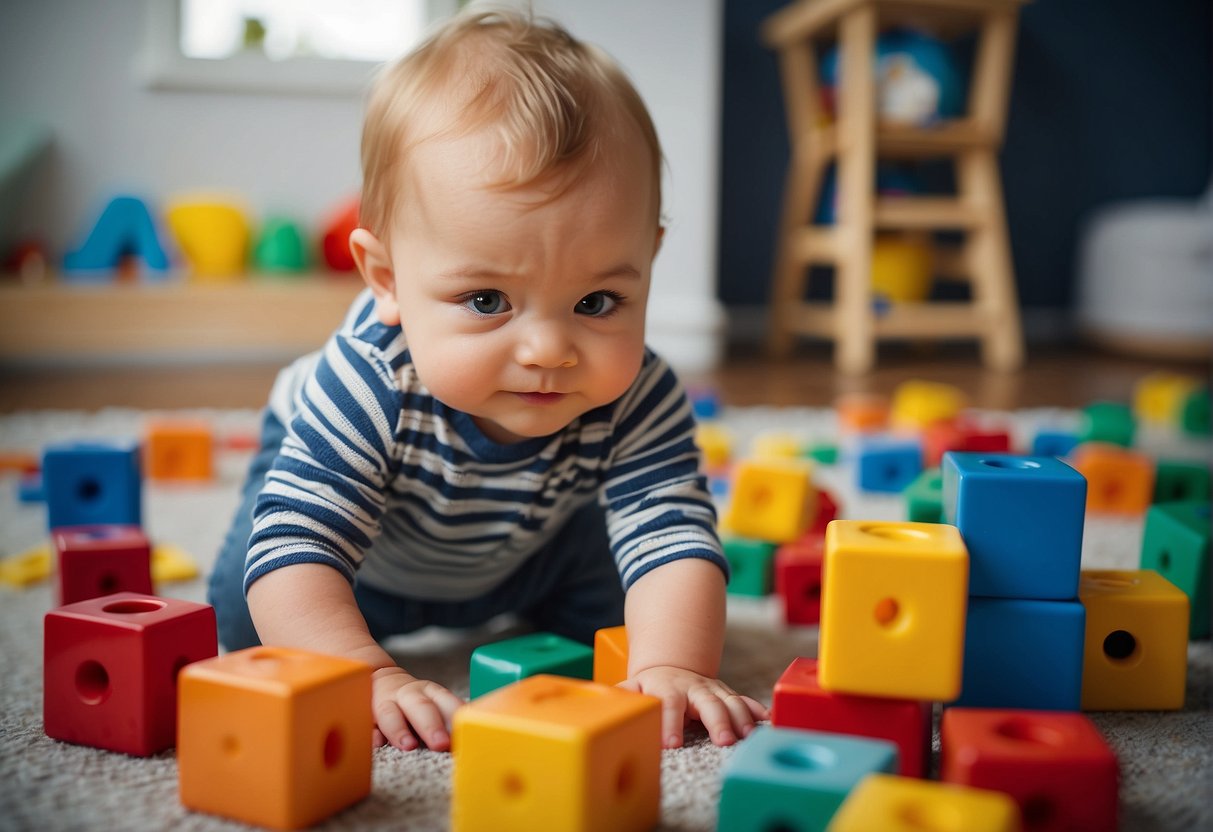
[593,625,629,686]
[1070,443,1155,515]
[145,419,214,481]
[836,393,890,434]
[178,646,373,830]
[0,451,39,474]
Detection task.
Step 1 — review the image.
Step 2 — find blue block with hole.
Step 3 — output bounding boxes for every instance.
[856,438,923,493]
[42,440,143,530]
[717,725,898,832]
[954,597,1086,710]
[1031,429,1079,458]
[942,452,1087,599]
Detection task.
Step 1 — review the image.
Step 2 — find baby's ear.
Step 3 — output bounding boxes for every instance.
[350,228,401,326]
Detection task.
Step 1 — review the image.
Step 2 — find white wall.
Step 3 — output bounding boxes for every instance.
[0,0,724,371]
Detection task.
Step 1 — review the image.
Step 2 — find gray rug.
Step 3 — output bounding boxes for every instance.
[0,406,1209,831]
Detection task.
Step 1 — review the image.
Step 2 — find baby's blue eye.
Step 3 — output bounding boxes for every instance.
[465,291,510,315]
[576,291,620,316]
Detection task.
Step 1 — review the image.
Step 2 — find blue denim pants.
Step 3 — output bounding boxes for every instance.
[207,409,625,651]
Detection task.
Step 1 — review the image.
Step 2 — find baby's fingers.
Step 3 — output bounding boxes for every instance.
[691,693,738,747]
[373,699,419,751]
[660,691,689,749]
[397,686,455,751]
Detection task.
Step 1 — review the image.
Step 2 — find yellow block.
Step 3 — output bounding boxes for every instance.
[871,233,934,303]
[0,543,52,588]
[694,422,733,471]
[166,200,251,280]
[721,458,817,544]
[593,625,629,687]
[451,675,661,832]
[891,380,967,430]
[1079,569,1189,711]
[819,521,969,701]
[152,542,200,583]
[828,774,1022,832]
[1132,372,1201,425]
[751,432,803,461]
[178,646,373,830]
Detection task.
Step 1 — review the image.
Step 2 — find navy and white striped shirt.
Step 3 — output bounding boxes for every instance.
[245,290,726,601]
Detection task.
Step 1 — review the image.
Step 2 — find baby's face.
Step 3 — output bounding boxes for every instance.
[372,126,661,444]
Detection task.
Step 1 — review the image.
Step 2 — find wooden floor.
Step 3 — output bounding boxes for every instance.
[0,341,1207,414]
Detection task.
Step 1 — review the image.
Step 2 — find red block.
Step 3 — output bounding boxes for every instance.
[770,657,932,777]
[923,421,1013,467]
[940,708,1119,832]
[774,534,825,625]
[44,592,217,756]
[53,524,153,605]
[810,487,839,533]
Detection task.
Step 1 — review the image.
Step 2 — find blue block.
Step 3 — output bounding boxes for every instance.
[1032,430,1079,458]
[955,597,1086,711]
[718,725,898,832]
[942,452,1086,599]
[17,472,45,503]
[62,195,171,278]
[42,440,142,530]
[857,438,923,493]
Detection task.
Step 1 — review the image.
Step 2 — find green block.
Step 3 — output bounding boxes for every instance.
[253,217,309,272]
[1141,501,1211,639]
[1181,388,1211,436]
[468,632,593,698]
[904,467,943,523]
[804,443,839,465]
[1079,401,1136,447]
[1153,459,1212,504]
[723,536,777,597]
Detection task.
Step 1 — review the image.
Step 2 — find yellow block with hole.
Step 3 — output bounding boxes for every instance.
[178,646,373,830]
[451,675,661,832]
[818,520,969,701]
[1078,569,1188,711]
[721,458,817,543]
[694,422,733,471]
[827,774,1022,832]
[890,380,968,430]
[1132,372,1201,425]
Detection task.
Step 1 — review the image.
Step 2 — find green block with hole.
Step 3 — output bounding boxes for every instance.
[1181,388,1211,436]
[468,632,593,698]
[1141,501,1211,639]
[1152,459,1211,504]
[903,467,943,523]
[1078,401,1136,447]
[722,536,777,596]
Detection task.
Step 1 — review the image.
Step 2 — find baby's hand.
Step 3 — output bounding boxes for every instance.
[371,666,464,752]
[618,666,768,749]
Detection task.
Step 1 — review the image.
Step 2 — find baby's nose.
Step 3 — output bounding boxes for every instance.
[515,320,577,369]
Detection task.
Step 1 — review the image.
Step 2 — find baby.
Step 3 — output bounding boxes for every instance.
[208,8,766,753]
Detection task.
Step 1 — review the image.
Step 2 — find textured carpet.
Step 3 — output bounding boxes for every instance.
[0,406,1209,831]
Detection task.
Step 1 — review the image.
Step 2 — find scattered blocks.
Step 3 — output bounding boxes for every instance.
[1152,458,1211,504]
[144,419,215,481]
[774,534,825,626]
[723,536,777,597]
[856,438,923,493]
[717,725,898,832]
[1079,569,1189,710]
[904,467,943,523]
[44,592,217,756]
[178,646,372,829]
[890,380,967,430]
[1069,443,1155,515]
[593,625,629,687]
[722,458,817,543]
[469,632,593,698]
[1140,501,1210,638]
[52,524,153,605]
[828,774,1021,831]
[42,439,142,531]
[941,708,1118,832]
[1078,401,1135,448]
[451,675,661,832]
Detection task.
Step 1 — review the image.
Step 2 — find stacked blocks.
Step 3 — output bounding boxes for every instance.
[469,632,593,698]
[941,708,1118,831]
[178,646,373,829]
[856,438,923,493]
[1141,501,1210,638]
[827,774,1022,832]
[1069,443,1155,515]
[774,534,825,625]
[1078,570,1189,710]
[592,625,629,686]
[717,725,898,831]
[450,675,661,832]
[42,440,142,530]
[722,458,818,543]
[52,524,153,605]
[43,592,217,756]
[144,419,215,481]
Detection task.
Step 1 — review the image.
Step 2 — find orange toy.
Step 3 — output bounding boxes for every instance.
[1069,443,1155,515]
[145,419,214,481]
[836,392,890,434]
[593,625,629,687]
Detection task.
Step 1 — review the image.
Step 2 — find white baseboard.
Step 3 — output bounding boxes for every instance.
[645,293,728,374]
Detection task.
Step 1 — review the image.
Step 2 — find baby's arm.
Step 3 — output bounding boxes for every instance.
[617,558,768,748]
[247,563,463,752]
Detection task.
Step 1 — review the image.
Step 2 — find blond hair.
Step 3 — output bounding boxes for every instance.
[358,8,663,239]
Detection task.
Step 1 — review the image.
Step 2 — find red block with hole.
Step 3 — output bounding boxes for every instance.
[43,592,217,756]
[940,708,1119,832]
[924,421,1014,467]
[810,487,839,533]
[53,524,153,605]
[774,535,825,625]
[770,657,932,777]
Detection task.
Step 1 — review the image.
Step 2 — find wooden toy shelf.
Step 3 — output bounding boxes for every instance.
[0,275,365,363]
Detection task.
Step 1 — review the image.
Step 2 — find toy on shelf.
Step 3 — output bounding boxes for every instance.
[165,198,252,280]
[62,195,172,280]
[254,216,310,273]
[320,196,360,273]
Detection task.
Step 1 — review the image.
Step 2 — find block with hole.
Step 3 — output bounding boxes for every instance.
[177,646,373,830]
[1068,443,1155,516]
[774,534,825,626]
[592,625,629,686]
[144,419,215,482]
[693,421,733,474]
[1077,401,1136,448]
[827,774,1021,832]
[1180,387,1211,437]
[1140,501,1210,640]
[722,536,778,597]
[818,521,969,701]
[1152,458,1212,504]
[834,392,890,435]
[52,524,152,605]
[43,592,216,756]
[923,419,1012,468]
[890,380,968,432]
[1132,372,1202,426]
[450,675,661,832]
[856,437,923,494]
[1031,429,1079,459]
[1078,569,1189,710]
[469,632,594,699]
[42,439,143,531]
[721,458,818,544]
[903,467,943,523]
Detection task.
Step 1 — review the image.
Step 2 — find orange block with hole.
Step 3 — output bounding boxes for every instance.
[819,520,969,701]
[836,393,890,434]
[178,646,373,830]
[593,625,629,686]
[722,458,818,543]
[451,675,661,832]
[145,420,214,481]
[1069,443,1154,515]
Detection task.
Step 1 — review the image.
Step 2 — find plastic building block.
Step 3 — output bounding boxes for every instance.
[871,233,933,303]
[771,658,931,778]
[450,675,661,832]
[774,534,825,625]
[0,543,53,588]
[723,536,778,597]
[890,380,967,430]
[152,542,201,583]
[941,708,1118,832]
[165,199,251,279]
[17,471,44,503]
[62,195,171,279]
[694,422,732,473]
[52,524,153,605]
[144,419,215,481]
[856,438,923,493]
[469,632,594,699]
[804,442,838,466]
[253,217,310,273]
[0,450,39,473]
[1133,372,1201,425]
[923,420,1012,468]
[722,458,817,543]
[956,597,1086,711]
[835,392,890,434]
[1069,443,1155,515]
[44,592,217,756]
[828,774,1021,832]
[320,196,360,272]
[1031,429,1079,459]
[717,725,898,832]
[1140,501,1210,639]
[1077,401,1135,447]
[1152,459,1211,503]
[752,432,804,460]
[819,521,969,701]
[178,646,372,830]
[1078,569,1188,710]
[810,487,840,533]
[1180,387,1210,436]
[941,452,1086,599]
[904,467,943,523]
[42,439,142,531]
[593,625,629,686]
